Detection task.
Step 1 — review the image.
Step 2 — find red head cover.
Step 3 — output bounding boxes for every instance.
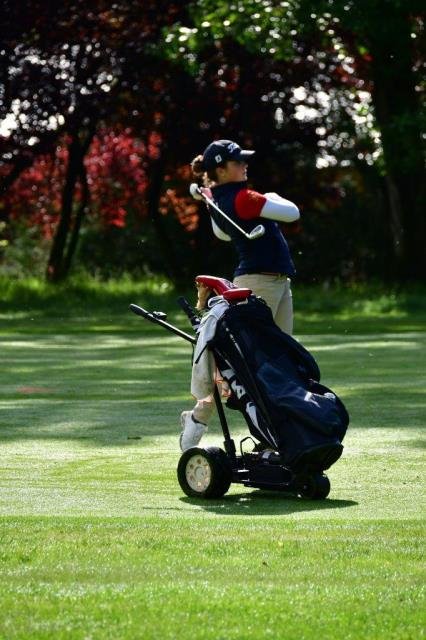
[195,275,252,301]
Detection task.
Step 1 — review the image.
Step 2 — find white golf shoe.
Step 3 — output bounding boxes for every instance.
[179,411,207,452]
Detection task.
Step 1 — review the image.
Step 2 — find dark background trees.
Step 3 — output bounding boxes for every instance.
[0,0,424,284]
[0,0,191,281]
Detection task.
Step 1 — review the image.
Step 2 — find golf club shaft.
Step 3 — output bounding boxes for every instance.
[177,296,200,330]
[196,187,262,241]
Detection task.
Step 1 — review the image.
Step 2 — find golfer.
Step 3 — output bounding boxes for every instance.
[191,139,300,334]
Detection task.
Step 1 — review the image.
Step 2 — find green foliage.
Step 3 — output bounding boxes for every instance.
[0,220,51,279]
[76,214,168,280]
[0,273,176,321]
[294,168,390,282]
[161,0,299,75]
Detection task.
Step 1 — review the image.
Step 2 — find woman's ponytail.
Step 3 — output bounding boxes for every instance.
[191,154,217,187]
[191,155,205,180]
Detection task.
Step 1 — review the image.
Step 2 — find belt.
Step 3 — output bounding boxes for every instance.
[260,272,287,277]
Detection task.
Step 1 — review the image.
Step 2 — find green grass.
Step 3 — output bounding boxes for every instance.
[0,279,425,638]
[1,274,426,333]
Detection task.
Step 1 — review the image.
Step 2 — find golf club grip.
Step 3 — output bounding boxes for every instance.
[177,296,200,329]
[129,303,150,319]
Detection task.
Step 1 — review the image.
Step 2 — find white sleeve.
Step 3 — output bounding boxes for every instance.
[211,217,231,241]
[259,192,300,222]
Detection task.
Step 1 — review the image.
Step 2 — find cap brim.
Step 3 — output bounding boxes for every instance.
[237,149,255,160]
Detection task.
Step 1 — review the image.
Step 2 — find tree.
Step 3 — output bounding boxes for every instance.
[4,128,148,227]
[2,1,423,282]
[330,0,425,280]
[0,0,191,281]
[164,0,425,280]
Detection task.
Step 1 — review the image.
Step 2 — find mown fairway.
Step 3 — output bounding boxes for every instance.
[0,299,425,639]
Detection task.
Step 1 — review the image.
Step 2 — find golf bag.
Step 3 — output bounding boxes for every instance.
[208,296,349,469]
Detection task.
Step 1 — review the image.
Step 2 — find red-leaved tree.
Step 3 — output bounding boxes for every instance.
[4,128,151,273]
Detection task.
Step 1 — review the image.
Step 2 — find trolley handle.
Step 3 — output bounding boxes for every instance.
[129,303,196,344]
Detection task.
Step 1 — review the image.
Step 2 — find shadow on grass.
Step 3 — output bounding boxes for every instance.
[399,439,426,450]
[1,326,424,445]
[180,491,358,516]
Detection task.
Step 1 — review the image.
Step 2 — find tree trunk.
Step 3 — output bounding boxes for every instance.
[62,160,90,277]
[146,157,183,283]
[46,135,81,282]
[0,158,32,196]
[46,127,94,282]
[193,202,215,272]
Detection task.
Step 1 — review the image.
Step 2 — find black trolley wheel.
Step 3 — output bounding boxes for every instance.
[177,447,233,498]
[294,472,331,500]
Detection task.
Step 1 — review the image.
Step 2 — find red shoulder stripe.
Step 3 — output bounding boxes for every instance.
[235,189,266,219]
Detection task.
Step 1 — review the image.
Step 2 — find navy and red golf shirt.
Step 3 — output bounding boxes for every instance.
[209,181,296,278]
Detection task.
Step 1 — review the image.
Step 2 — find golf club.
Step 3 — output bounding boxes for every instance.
[189,183,265,241]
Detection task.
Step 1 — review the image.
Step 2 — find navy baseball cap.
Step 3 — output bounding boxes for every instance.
[200,139,255,171]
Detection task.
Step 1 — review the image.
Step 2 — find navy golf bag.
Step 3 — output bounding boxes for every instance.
[210,295,349,470]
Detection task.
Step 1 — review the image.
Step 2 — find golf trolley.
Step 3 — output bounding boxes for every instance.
[130,280,348,500]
